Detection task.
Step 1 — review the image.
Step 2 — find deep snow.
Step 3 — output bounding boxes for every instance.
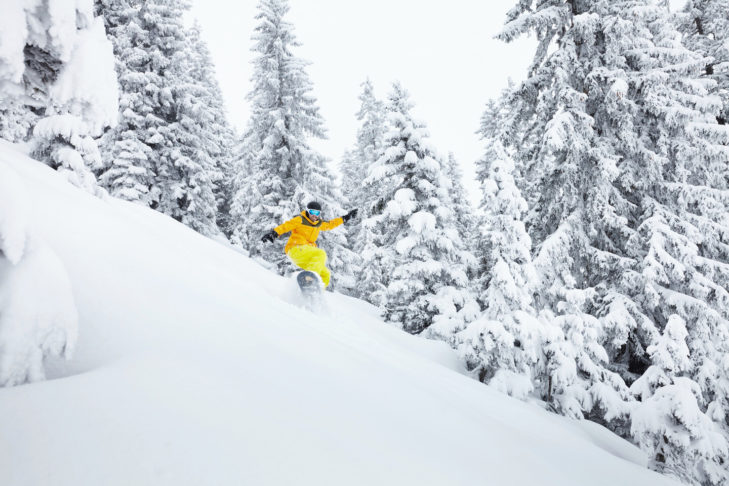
[0,141,681,486]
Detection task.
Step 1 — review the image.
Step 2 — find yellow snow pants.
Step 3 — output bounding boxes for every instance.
[287,245,331,287]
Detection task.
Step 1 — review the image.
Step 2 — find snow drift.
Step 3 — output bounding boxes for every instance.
[0,141,681,485]
[0,159,77,386]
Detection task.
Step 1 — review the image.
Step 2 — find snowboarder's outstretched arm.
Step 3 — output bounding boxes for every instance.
[319,217,343,231]
[321,209,358,231]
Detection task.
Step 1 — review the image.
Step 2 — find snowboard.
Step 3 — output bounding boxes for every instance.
[296,270,322,295]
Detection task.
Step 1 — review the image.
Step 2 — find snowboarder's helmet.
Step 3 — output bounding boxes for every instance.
[306,201,322,211]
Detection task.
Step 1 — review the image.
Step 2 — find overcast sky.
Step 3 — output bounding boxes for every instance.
[189,1,536,203]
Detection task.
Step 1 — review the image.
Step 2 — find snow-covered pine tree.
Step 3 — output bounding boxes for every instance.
[133,0,219,234]
[357,82,410,305]
[153,19,227,236]
[97,0,223,234]
[336,150,367,293]
[339,79,388,299]
[679,0,729,125]
[154,96,219,235]
[499,1,729,480]
[614,5,729,480]
[443,152,477,259]
[230,0,328,272]
[366,82,477,334]
[455,137,542,399]
[0,9,63,138]
[476,68,633,420]
[338,149,361,206]
[0,1,118,192]
[228,129,257,250]
[186,23,237,236]
[0,101,37,143]
[32,114,107,196]
[94,0,139,56]
[630,315,728,485]
[96,0,175,204]
[342,79,387,210]
[475,88,583,410]
[353,79,389,221]
[357,223,390,306]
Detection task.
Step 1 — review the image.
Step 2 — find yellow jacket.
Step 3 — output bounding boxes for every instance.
[274,211,344,253]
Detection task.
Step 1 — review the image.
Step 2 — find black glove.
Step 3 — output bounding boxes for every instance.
[261,229,278,243]
[342,208,359,223]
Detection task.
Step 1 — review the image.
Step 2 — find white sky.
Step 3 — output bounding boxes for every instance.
[187,1,533,203]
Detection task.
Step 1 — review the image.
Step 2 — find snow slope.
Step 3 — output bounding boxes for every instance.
[0,141,681,486]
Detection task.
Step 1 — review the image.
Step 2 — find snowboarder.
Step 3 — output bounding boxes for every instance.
[260,202,358,288]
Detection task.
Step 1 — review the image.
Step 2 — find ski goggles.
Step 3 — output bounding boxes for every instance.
[308,209,321,216]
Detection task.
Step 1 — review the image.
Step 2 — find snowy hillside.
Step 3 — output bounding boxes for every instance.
[0,141,681,486]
